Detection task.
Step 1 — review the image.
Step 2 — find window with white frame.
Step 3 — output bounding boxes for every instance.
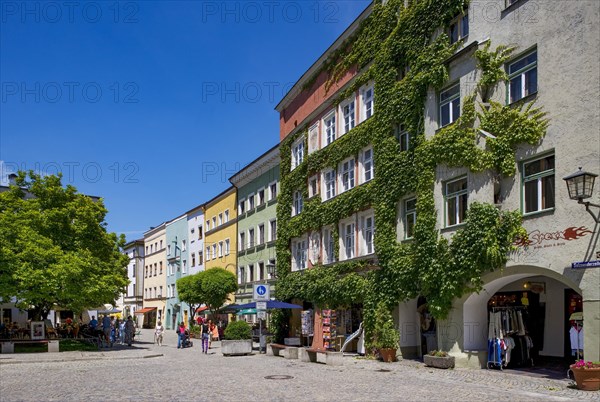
[360,84,374,122]
[440,83,460,127]
[218,213,223,226]
[224,210,229,223]
[360,213,375,256]
[239,266,245,284]
[248,194,255,210]
[291,137,305,170]
[182,240,186,252]
[198,225,203,239]
[293,190,303,216]
[449,12,469,44]
[309,175,318,198]
[206,220,210,231]
[248,228,255,248]
[171,284,175,298]
[258,224,265,245]
[340,158,355,192]
[269,182,277,201]
[218,241,223,257]
[508,50,537,104]
[523,154,554,214]
[239,233,245,251]
[292,237,308,271]
[361,147,374,183]
[258,189,265,206]
[182,260,187,274]
[206,246,211,261]
[322,227,336,264]
[212,216,217,228]
[323,111,336,146]
[445,177,468,227]
[404,198,417,239]
[322,169,336,201]
[167,244,171,255]
[224,239,230,255]
[167,285,171,298]
[198,250,203,264]
[238,199,246,214]
[396,124,411,152]
[340,98,355,134]
[212,244,217,260]
[248,264,255,283]
[269,219,277,241]
[308,122,320,154]
[342,221,356,260]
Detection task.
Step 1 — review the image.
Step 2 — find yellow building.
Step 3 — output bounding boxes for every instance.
[139,223,167,328]
[204,187,237,284]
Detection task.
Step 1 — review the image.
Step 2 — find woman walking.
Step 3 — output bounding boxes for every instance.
[200,319,210,353]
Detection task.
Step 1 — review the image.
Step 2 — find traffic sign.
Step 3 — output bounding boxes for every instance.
[256,301,267,311]
[253,284,270,301]
[257,311,267,320]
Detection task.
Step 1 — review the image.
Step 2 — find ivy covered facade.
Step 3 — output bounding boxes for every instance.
[274,0,599,366]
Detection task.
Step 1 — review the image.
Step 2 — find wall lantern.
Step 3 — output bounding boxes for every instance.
[563,168,599,223]
[266,262,276,279]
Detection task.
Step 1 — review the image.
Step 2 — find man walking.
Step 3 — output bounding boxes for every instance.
[102,314,112,347]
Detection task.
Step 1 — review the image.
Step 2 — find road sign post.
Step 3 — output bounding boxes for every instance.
[253,284,270,353]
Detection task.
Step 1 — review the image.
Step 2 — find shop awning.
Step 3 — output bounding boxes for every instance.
[237,308,257,315]
[135,307,157,314]
[196,306,209,313]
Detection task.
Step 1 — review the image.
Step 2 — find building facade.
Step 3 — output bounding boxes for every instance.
[121,239,145,319]
[140,223,167,328]
[165,214,190,329]
[204,187,237,281]
[187,204,205,276]
[275,0,599,366]
[230,145,280,319]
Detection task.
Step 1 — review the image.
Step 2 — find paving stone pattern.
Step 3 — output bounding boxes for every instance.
[1,329,597,401]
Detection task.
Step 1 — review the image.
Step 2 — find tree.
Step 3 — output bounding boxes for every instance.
[0,171,129,319]
[176,267,237,322]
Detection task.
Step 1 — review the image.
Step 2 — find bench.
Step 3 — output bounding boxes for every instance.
[299,348,344,366]
[266,343,298,359]
[0,339,59,354]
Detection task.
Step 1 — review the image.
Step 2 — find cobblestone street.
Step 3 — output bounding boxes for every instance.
[1,330,597,401]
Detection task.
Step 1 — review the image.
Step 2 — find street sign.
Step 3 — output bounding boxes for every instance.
[571,260,600,269]
[253,284,270,301]
[257,311,267,320]
[256,301,267,311]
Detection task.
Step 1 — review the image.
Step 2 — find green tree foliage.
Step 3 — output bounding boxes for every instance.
[0,171,129,319]
[176,267,237,320]
[223,320,252,340]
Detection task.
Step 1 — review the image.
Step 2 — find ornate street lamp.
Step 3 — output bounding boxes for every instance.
[563,168,599,222]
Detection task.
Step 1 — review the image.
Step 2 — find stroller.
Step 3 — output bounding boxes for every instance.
[182,329,193,348]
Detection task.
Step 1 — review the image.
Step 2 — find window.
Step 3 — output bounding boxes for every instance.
[167,244,171,255]
[343,222,355,260]
[248,228,255,248]
[396,124,411,152]
[150,244,153,253]
[218,241,223,257]
[440,84,460,127]
[258,224,265,245]
[449,12,469,44]
[159,286,163,298]
[145,246,148,255]
[258,261,265,281]
[224,210,229,223]
[238,199,246,215]
[361,85,374,121]
[211,244,217,259]
[206,219,210,231]
[309,175,318,198]
[212,217,216,228]
[361,215,374,255]
[405,198,417,239]
[182,240,186,252]
[340,98,356,135]
[167,285,171,298]
[269,182,277,201]
[269,219,277,241]
[206,246,211,261]
[239,232,245,251]
[523,154,554,214]
[340,158,355,192]
[322,227,336,264]
[308,122,320,154]
[239,267,245,284]
[198,250,203,264]
[182,260,187,274]
[171,284,175,298]
[291,137,305,170]
[154,263,157,276]
[159,261,163,274]
[248,264,254,283]
[323,169,336,200]
[224,239,230,255]
[361,147,374,183]
[323,111,336,146]
[508,50,537,104]
[159,240,163,249]
[248,194,255,210]
[293,191,303,216]
[292,238,307,271]
[218,213,223,226]
[145,265,148,278]
[445,177,468,227]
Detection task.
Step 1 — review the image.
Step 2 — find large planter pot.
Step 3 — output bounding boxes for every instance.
[571,367,600,391]
[221,339,252,356]
[424,354,455,369]
[379,348,397,363]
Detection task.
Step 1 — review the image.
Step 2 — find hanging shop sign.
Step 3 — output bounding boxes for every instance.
[571,260,600,269]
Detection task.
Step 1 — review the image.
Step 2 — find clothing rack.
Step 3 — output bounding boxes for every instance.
[487,306,533,370]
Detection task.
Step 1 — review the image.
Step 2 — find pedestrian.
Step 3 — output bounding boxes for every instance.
[155,321,164,346]
[200,319,210,353]
[209,320,219,348]
[102,314,112,347]
[125,316,135,346]
[176,322,186,349]
[119,319,126,344]
[89,315,98,331]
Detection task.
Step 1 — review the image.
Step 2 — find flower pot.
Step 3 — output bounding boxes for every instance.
[379,348,396,363]
[424,354,455,369]
[571,367,600,391]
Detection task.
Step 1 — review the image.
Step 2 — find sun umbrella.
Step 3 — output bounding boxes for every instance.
[233,300,302,310]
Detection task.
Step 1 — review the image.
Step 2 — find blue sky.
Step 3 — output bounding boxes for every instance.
[0,0,370,240]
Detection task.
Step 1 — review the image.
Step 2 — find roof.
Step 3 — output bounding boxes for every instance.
[229,144,280,187]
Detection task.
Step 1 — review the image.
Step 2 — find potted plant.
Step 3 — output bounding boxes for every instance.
[570,360,600,391]
[372,302,400,362]
[189,325,201,339]
[424,350,455,369]
[221,320,253,356]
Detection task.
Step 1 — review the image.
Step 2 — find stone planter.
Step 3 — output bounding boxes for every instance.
[424,354,455,369]
[571,367,600,391]
[221,339,252,356]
